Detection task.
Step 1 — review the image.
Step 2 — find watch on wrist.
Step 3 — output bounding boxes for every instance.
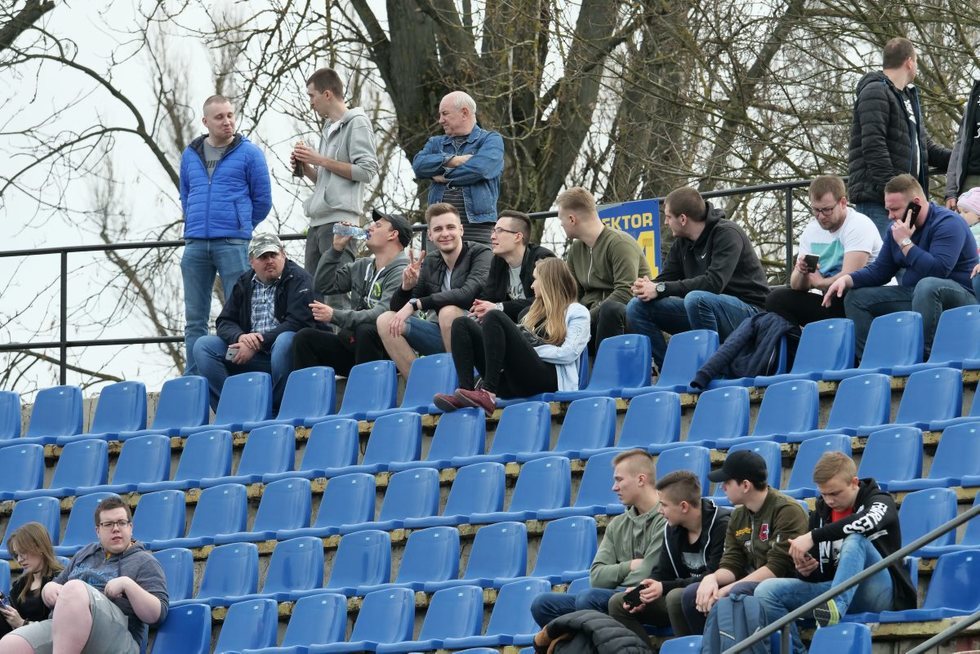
[900,238,913,248]
[655,282,667,294]
[409,298,421,311]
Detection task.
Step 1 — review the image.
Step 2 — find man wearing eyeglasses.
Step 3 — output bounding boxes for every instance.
[766,176,882,327]
[0,497,168,654]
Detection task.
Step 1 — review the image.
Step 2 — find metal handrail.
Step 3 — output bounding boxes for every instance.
[723,502,980,653]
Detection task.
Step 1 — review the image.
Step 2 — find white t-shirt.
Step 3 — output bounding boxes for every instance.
[799,207,882,279]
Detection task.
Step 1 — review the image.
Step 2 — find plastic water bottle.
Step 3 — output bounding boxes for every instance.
[334,224,368,240]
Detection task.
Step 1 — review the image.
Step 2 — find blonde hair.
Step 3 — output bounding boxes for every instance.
[812,451,857,486]
[612,448,656,480]
[520,258,578,346]
[7,522,63,604]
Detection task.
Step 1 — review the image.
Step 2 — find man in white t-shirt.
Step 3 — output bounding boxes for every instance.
[766,175,882,326]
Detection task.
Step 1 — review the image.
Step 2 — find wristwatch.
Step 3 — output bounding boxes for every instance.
[656,283,667,294]
[409,298,421,311]
[900,238,913,248]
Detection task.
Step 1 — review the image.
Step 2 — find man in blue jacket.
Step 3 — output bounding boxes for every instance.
[825,174,978,358]
[411,91,503,245]
[179,94,272,375]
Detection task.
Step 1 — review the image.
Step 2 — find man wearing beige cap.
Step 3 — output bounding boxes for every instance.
[194,233,316,410]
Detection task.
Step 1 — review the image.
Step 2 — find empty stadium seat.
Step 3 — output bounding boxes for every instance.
[529,515,597,583]
[424,521,528,592]
[213,477,312,544]
[13,438,108,500]
[388,408,485,471]
[338,467,439,534]
[589,391,681,457]
[306,587,414,653]
[148,482,247,550]
[660,636,703,653]
[918,494,980,557]
[264,418,359,483]
[856,426,922,490]
[469,456,571,523]
[888,422,980,491]
[537,450,623,519]
[450,401,551,466]
[754,318,854,386]
[119,376,209,440]
[239,592,347,654]
[892,367,962,429]
[0,560,9,595]
[364,353,457,420]
[133,490,186,548]
[242,366,336,430]
[153,547,195,603]
[783,434,853,499]
[825,311,922,380]
[322,412,421,476]
[930,389,980,431]
[220,536,325,605]
[877,550,980,621]
[375,585,484,653]
[441,578,551,648]
[150,603,211,654]
[623,329,718,395]
[547,334,651,400]
[213,598,279,653]
[54,492,117,557]
[315,530,391,597]
[892,305,980,374]
[0,391,21,441]
[898,487,958,557]
[680,386,750,449]
[403,462,505,529]
[56,380,147,444]
[171,541,258,607]
[713,441,781,503]
[277,473,376,540]
[137,429,233,493]
[785,373,891,442]
[357,526,460,595]
[805,624,871,654]
[20,384,83,445]
[76,434,171,495]
[748,379,819,441]
[182,371,273,435]
[313,360,398,422]
[0,443,44,500]
[656,445,711,492]
[201,424,295,487]
[518,397,616,461]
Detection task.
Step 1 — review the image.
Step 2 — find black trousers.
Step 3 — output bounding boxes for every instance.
[450,310,558,397]
[291,323,386,376]
[765,285,845,327]
[591,299,627,353]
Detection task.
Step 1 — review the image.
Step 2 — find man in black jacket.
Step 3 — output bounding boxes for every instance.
[194,233,316,410]
[754,452,915,654]
[608,470,731,640]
[848,37,951,235]
[945,79,980,208]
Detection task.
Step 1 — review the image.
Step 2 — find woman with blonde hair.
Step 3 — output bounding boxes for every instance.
[434,257,591,414]
[0,522,63,637]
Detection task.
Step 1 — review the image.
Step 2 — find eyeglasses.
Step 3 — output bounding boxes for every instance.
[810,205,837,217]
[98,520,131,530]
[491,226,520,235]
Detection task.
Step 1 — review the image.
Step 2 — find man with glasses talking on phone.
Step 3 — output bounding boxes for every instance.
[0,496,168,654]
[825,173,978,359]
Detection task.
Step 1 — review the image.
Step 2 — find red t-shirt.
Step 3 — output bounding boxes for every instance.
[831,506,855,523]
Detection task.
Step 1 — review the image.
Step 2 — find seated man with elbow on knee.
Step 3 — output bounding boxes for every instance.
[0,497,168,654]
[754,452,916,654]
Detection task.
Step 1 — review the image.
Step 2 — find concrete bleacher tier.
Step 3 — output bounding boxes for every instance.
[1,308,980,652]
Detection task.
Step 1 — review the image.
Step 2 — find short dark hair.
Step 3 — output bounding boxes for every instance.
[94,496,130,526]
[809,175,847,202]
[203,94,231,112]
[306,68,344,97]
[882,37,915,69]
[656,470,701,505]
[425,202,459,222]
[498,210,532,243]
[665,187,707,222]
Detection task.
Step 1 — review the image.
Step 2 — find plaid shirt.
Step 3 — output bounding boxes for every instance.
[250,275,281,334]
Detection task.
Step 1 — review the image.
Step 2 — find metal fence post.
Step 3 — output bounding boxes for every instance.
[59,250,68,385]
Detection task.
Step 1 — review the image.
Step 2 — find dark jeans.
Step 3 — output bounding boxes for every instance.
[680,580,760,635]
[591,299,627,353]
[450,310,558,397]
[607,586,678,641]
[765,285,845,327]
[530,588,618,628]
[291,323,386,376]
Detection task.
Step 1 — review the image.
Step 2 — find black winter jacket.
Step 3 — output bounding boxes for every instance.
[481,243,556,321]
[391,241,492,313]
[216,259,316,351]
[691,312,799,389]
[653,499,732,593]
[805,478,917,611]
[545,609,653,654]
[848,71,951,204]
[945,79,980,200]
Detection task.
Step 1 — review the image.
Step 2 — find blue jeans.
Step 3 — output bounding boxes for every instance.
[754,535,893,654]
[530,588,618,627]
[854,202,891,238]
[181,239,250,375]
[626,292,761,367]
[974,274,980,304]
[843,277,977,358]
[403,317,446,355]
[193,332,295,411]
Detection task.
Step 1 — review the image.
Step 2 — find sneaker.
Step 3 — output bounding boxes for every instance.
[433,392,465,413]
[812,599,840,627]
[454,387,497,416]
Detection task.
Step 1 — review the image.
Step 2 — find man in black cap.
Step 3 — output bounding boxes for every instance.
[292,210,412,375]
[681,450,808,634]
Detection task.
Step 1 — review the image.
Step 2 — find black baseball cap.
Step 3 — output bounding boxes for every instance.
[707,450,768,484]
[372,208,413,247]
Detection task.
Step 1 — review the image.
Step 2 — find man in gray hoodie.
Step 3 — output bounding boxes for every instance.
[0,497,168,654]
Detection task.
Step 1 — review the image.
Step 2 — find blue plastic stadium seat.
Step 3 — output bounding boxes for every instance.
[782,434,852,499]
[786,373,891,442]
[133,490,186,549]
[624,330,719,395]
[529,516,597,584]
[137,429,233,493]
[219,536,325,605]
[0,560,9,595]
[375,585,484,653]
[201,424,295,487]
[313,530,391,598]
[585,391,681,457]
[153,548,195,603]
[547,334,651,400]
[890,423,980,491]
[118,376,209,440]
[713,441,781,504]
[239,592,348,654]
[388,408,485,471]
[357,527,460,595]
[1,497,62,558]
[892,305,980,375]
[277,473,375,540]
[403,462,505,529]
[307,587,415,654]
[891,367,962,429]
[242,366,335,431]
[656,446,711,493]
[76,434,171,496]
[450,401,551,466]
[469,456,571,524]
[171,541,258,608]
[13,438,108,500]
[805,624,870,654]
[322,412,421,477]
[518,397,616,461]
[311,360,398,423]
[537,450,624,519]
[213,598,279,653]
[825,312,922,381]
[441,578,552,648]
[918,494,980,557]
[365,353,458,420]
[19,385,83,445]
[424,521,528,592]
[150,603,211,654]
[754,318,854,386]
[855,426,922,490]
[182,371,273,436]
[715,380,818,448]
[930,391,980,431]
[0,443,44,501]
[338,468,439,535]
[213,477,312,544]
[660,636,704,653]
[877,550,980,621]
[674,386,749,450]
[56,380,147,444]
[898,488,958,557]
[0,391,21,441]
[148,482,247,550]
[706,336,790,390]
[265,418,359,483]
[54,492,117,557]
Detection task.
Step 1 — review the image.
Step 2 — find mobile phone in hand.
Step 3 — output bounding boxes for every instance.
[623,585,643,609]
[803,254,819,273]
[0,591,9,608]
[905,201,921,224]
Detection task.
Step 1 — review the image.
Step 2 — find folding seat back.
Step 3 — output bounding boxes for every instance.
[571,450,621,511]
[0,560,9,595]
[618,392,681,449]
[442,462,506,518]
[213,597,278,653]
[326,530,391,590]
[923,305,980,366]
[184,483,248,541]
[1,497,62,554]
[212,372,272,426]
[278,592,347,650]
[898,423,980,489]
[714,441,781,497]
[45,439,108,493]
[425,408,485,462]
[377,468,440,523]
[688,387,749,442]
[262,536,324,596]
[153,548,195,602]
[482,578,551,640]
[312,473,376,530]
[149,376,209,433]
[229,424,295,481]
[487,401,551,457]
[111,434,171,488]
[551,397,617,454]
[860,311,923,371]
[856,426,922,487]
[410,585,484,646]
[580,334,652,392]
[394,526,460,586]
[133,490,186,544]
[895,367,962,426]
[26,385,82,439]
[530,516,597,582]
[338,360,398,416]
[150,603,211,654]
[362,412,422,467]
[0,443,44,495]
[660,636,704,653]
[789,318,855,375]
[463,521,527,580]
[656,330,719,390]
[824,373,891,432]
[806,623,872,654]
[275,366,335,422]
[170,429,234,485]
[88,381,147,435]
[899,488,958,550]
[400,353,457,409]
[656,446,711,492]
[783,435,852,497]
[58,492,117,553]
[196,542,259,602]
[508,456,571,514]
[299,418,359,472]
[958,494,980,548]
[752,380,819,437]
[920,550,980,613]
[0,391,21,440]
[250,477,312,535]
[345,587,415,647]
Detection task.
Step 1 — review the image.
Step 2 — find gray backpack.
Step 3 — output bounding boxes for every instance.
[701,593,771,654]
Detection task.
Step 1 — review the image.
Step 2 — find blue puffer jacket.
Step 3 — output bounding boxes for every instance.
[179,134,272,239]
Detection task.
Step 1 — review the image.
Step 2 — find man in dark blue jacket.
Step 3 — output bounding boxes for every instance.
[825,174,978,358]
[179,95,272,376]
[194,234,315,410]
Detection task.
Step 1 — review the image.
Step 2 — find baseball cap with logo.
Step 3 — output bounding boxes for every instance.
[248,233,284,258]
[371,208,413,247]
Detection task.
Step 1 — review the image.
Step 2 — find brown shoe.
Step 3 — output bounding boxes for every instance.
[454,387,496,416]
[433,392,466,413]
